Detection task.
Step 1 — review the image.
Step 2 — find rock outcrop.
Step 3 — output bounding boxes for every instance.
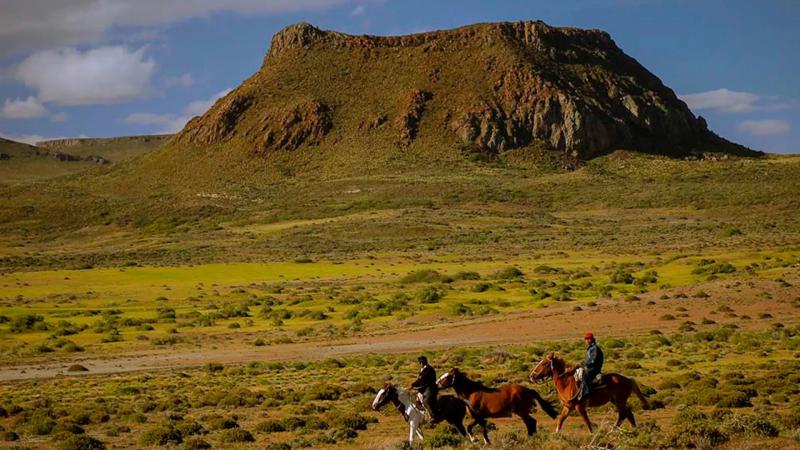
[174,21,759,160]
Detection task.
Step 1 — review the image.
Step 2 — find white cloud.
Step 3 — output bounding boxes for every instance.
[50,112,68,122]
[350,4,367,16]
[124,88,232,134]
[0,0,368,57]
[737,119,790,136]
[1,96,50,119]
[1,96,69,122]
[124,113,176,126]
[164,73,194,87]
[0,131,87,145]
[15,46,156,106]
[184,88,232,115]
[680,88,760,113]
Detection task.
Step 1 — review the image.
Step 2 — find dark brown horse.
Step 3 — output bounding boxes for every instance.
[529,352,649,433]
[437,368,557,444]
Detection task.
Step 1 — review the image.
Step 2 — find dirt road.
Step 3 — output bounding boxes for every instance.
[1,279,796,381]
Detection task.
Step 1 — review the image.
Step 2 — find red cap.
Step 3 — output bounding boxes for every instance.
[584,332,594,340]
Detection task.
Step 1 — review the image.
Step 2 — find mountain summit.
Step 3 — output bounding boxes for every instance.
[175,21,758,162]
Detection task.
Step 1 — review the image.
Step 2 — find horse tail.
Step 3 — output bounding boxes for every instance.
[630,378,650,410]
[529,389,558,419]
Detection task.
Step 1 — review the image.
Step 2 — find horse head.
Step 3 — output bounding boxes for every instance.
[372,382,397,410]
[437,368,460,389]
[529,352,556,382]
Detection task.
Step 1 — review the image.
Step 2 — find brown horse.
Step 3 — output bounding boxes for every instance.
[529,352,649,433]
[437,368,557,444]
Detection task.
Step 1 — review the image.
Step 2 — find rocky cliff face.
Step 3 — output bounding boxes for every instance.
[175,21,758,161]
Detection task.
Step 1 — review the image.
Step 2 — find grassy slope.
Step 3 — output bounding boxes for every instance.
[0,135,166,186]
[37,135,169,163]
[0,150,798,270]
[0,138,93,184]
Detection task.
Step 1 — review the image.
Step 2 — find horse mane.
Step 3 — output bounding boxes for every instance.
[456,372,498,393]
[395,388,414,405]
[550,355,575,373]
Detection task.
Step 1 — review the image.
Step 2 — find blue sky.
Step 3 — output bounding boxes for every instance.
[0,0,797,153]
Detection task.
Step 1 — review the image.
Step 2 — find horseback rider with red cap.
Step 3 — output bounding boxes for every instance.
[563,332,604,401]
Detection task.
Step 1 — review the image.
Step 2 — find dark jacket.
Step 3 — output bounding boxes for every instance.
[584,342,604,374]
[411,364,437,391]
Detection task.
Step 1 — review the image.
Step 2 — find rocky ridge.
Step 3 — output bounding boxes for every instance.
[175,21,758,161]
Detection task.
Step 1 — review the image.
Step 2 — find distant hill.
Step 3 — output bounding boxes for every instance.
[0,137,94,184]
[37,135,170,164]
[175,21,759,166]
[0,135,168,185]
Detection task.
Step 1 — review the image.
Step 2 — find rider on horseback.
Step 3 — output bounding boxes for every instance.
[411,355,441,422]
[578,332,604,400]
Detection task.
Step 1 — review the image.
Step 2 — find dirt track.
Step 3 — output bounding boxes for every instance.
[1,279,797,382]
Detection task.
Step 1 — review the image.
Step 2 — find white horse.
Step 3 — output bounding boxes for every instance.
[371,382,471,445]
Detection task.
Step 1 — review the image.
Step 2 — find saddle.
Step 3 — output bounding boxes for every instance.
[575,367,606,390]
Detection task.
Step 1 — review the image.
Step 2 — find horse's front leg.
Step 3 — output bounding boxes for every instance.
[408,420,416,444]
[480,419,490,445]
[576,402,593,433]
[555,405,571,433]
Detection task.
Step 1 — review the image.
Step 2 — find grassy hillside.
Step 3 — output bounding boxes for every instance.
[0,138,97,185]
[0,149,797,271]
[0,135,167,186]
[37,135,169,163]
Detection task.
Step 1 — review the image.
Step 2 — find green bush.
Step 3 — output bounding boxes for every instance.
[424,423,462,448]
[254,420,285,433]
[27,411,57,435]
[140,424,183,446]
[2,430,19,441]
[58,435,106,450]
[400,270,442,284]
[182,437,211,450]
[720,413,779,438]
[610,268,634,284]
[492,266,524,280]
[218,428,254,443]
[417,286,444,304]
[10,314,48,333]
[669,407,728,448]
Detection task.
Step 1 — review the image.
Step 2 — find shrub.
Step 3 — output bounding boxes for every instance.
[330,412,375,431]
[493,266,524,280]
[452,271,480,281]
[2,431,19,441]
[254,420,285,433]
[10,314,48,333]
[58,435,105,450]
[182,437,211,450]
[669,408,728,448]
[610,268,634,284]
[400,270,442,284]
[720,413,779,438]
[417,286,444,304]
[140,424,183,446]
[218,428,254,443]
[303,384,343,401]
[54,420,85,435]
[205,415,238,430]
[425,422,463,448]
[205,362,224,373]
[28,411,57,435]
[472,282,492,292]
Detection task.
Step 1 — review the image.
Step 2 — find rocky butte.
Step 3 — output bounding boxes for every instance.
[175,21,759,164]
